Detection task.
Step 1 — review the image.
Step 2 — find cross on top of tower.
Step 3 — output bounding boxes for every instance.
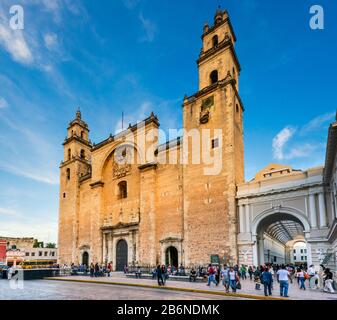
[76,107,82,120]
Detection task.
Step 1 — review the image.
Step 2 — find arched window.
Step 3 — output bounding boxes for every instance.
[210,70,218,85]
[68,149,71,161]
[66,168,71,180]
[80,149,85,159]
[81,131,84,139]
[212,35,218,47]
[118,181,127,199]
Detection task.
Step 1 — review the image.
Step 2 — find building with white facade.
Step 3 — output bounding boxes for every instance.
[236,114,337,274]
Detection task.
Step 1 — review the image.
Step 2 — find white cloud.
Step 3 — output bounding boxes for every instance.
[272,126,296,160]
[43,32,58,51]
[139,13,157,43]
[0,97,8,109]
[0,18,34,65]
[0,162,59,185]
[123,0,141,10]
[272,112,334,163]
[0,220,57,243]
[0,115,59,185]
[0,207,18,217]
[302,112,335,133]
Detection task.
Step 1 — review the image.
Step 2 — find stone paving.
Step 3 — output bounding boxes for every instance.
[0,279,238,300]
[48,272,337,300]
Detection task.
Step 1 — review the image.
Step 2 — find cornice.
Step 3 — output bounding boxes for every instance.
[59,156,91,168]
[237,182,324,201]
[183,76,244,111]
[92,114,160,152]
[90,180,104,189]
[63,135,93,148]
[138,162,157,171]
[197,39,241,72]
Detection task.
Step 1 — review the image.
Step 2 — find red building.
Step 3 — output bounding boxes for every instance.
[0,240,6,263]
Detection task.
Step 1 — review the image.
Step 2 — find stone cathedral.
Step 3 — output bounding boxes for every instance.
[58,9,337,272]
[58,9,244,270]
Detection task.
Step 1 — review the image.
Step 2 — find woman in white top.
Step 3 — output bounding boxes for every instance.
[296,268,306,290]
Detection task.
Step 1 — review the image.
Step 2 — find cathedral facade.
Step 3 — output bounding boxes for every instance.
[58,9,245,270]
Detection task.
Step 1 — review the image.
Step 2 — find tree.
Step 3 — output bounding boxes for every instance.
[45,243,56,248]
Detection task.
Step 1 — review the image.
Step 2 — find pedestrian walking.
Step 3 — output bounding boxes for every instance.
[254,266,262,290]
[261,267,273,297]
[296,268,306,290]
[277,265,292,298]
[228,266,238,293]
[206,264,218,287]
[221,265,230,293]
[323,268,335,293]
[156,265,164,286]
[248,266,253,280]
[90,262,95,277]
[240,265,247,280]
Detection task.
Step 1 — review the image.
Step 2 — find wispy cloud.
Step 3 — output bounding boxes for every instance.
[139,12,157,43]
[302,112,335,133]
[272,126,296,160]
[0,11,34,65]
[0,219,57,243]
[123,0,141,10]
[0,207,18,217]
[272,112,333,162]
[0,115,59,185]
[0,96,8,109]
[43,32,58,51]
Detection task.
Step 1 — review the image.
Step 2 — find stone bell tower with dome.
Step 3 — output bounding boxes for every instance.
[182,7,244,265]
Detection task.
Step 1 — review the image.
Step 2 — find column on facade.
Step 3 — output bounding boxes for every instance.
[252,240,258,267]
[309,194,318,228]
[258,236,265,265]
[102,233,107,263]
[107,235,112,263]
[306,242,313,266]
[239,205,245,233]
[245,204,250,233]
[318,193,327,228]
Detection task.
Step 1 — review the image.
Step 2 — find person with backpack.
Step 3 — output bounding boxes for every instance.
[261,266,273,296]
[207,264,218,287]
[254,266,262,290]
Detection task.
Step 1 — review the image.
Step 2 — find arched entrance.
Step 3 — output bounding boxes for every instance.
[165,246,178,267]
[116,239,128,271]
[253,210,310,266]
[82,251,89,266]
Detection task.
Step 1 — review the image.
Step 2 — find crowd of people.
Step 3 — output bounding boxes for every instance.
[40,261,336,297]
[200,263,335,297]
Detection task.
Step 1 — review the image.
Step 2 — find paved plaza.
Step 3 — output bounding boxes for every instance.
[54,273,337,300]
[0,279,238,300]
[1,272,336,300]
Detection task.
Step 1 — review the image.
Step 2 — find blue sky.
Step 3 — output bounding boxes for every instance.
[0,0,336,243]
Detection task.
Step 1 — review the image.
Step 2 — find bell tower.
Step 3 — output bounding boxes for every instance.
[182,8,244,266]
[58,109,92,264]
[198,8,240,90]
